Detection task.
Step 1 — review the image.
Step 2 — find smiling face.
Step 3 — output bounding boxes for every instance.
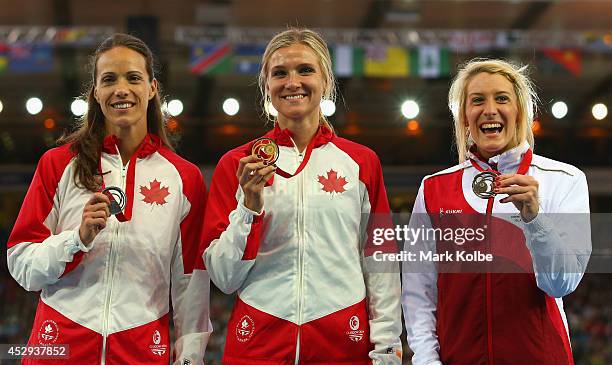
[94,46,157,136]
[465,72,519,159]
[266,43,324,126]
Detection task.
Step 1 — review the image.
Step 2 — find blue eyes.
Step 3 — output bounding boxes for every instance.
[471,95,510,104]
[271,67,315,78]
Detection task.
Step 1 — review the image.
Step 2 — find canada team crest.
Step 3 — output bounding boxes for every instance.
[149,330,168,356]
[346,315,365,342]
[37,320,59,344]
[317,169,348,194]
[140,179,170,206]
[236,315,255,343]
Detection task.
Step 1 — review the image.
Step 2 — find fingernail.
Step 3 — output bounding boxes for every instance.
[494,188,499,193]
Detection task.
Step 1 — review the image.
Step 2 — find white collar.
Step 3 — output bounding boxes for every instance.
[467,141,531,174]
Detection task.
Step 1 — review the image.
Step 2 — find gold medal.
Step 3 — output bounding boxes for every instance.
[251,137,279,165]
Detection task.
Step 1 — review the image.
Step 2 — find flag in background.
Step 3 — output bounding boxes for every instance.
[190,43,232,75]
[8,43,53,73]
[331,44,364,77]
[0,43,8,74]
[541,48,582,76]
[233,44,265,74]
[416,45,451,78]
[364,45,410,77]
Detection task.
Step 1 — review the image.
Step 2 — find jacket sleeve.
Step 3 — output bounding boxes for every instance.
[7,149,89,292]
[524,169,591,298]
[401,182,443,365]
[171,167,212,365]
[202,152,264,294]
[361,152,403,365]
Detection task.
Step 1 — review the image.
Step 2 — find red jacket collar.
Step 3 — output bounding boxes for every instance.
[263,123,335,148]
[102,133,161,158]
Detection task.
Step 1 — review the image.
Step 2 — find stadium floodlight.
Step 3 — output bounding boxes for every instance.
[26,97,43,115]
[551,101,568,119]
[401,100,419,119]
[71,99,88,116]
[592,103,608,120]
[167,99,184,117]
[223,98,240,116]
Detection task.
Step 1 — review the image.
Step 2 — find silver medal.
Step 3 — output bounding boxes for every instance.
[102,186,127,215]
[472,171,497,199]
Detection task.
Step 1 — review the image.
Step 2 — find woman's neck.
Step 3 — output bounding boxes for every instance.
[106,125,147,165]
[278,116,320,153]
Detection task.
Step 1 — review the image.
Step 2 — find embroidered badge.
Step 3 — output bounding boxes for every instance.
[236,315,255,343]
[345,315,365,342]
[38,320,59,344]
[140,179,170,206]
[317,169,348,194]
[149,329,168,356]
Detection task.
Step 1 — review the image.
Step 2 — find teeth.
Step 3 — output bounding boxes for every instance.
[481,123,502,129]
[112,103,133,109]
[284,95,304,100]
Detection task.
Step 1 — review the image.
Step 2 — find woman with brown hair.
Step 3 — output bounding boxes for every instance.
[7,33,211,364]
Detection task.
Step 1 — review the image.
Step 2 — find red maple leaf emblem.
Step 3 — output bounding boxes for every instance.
[140,179,170,205]
[317,169,348,194]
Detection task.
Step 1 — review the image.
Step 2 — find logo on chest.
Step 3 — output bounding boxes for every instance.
[317,169,348,195]
[140,179,170,206]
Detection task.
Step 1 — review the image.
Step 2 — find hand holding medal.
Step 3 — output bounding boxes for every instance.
[495,174,540,222]
[237,138,278,213]
[79,192,112,246]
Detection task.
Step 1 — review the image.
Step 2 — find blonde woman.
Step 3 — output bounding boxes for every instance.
[401,59,591,364]
[202,28,402,364]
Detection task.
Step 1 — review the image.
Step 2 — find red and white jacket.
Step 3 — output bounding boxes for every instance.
[7,134,211,365]
[202,124,402,365]
[401,142,591,365]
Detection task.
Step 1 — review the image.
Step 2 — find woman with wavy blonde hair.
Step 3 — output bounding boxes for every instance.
[402,58,590,365]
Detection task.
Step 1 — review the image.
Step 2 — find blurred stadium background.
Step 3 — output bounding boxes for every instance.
[0,1,610,364]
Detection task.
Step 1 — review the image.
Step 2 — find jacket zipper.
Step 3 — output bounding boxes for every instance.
[485,197,494,365]
[101,159,127,364]
[294,152,305,365]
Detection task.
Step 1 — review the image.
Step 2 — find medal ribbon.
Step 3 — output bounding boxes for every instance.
[469,148,533,176]
[274,135,316,179]
[98,136,153,222]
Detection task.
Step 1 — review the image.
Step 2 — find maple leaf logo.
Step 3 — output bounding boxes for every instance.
[140,179,170,206]
[317,169,348,194]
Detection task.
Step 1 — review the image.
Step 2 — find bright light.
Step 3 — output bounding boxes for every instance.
[320,100,336,117]
[401,100,419,119]
[167,99,184,117]
[551,101,568,119]
[70,99,88,116]
[265,101,278,118]
[0,100,3,114]
[26,97,43,115]
[592,103,608,120]
[223,98,240,116]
